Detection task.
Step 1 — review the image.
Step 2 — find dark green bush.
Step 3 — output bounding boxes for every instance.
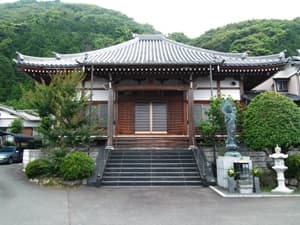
[25,158,53,179]
[260,170,277,188]
[49,149,68,175]
[243,91,300,150]
[286,154,300,180]
[59,151,94,181]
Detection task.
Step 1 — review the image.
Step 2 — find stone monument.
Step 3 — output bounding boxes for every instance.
[221,98,241,157]
[217,98,252,191]
[270,145,294,194]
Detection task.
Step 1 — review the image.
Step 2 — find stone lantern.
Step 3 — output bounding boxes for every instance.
[269,145,293,193]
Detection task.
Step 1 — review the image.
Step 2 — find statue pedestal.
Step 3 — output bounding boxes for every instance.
[237,179,253,194]
[217,156,252,189]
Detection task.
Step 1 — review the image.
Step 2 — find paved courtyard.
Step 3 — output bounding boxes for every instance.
[1,164,300,225]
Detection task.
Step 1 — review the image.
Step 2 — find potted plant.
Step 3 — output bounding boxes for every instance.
[251,167,263,193]
[227,167,237,193]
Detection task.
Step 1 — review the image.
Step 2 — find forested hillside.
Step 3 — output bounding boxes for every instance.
[184,19,300,56]
[1,0,300,107]
[0,0,156,106]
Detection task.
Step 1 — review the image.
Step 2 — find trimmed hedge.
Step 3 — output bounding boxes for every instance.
[59,151,94,181]
[286,154,300,180]
[25,158,53,179]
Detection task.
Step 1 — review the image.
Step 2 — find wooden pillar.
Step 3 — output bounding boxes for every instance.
[188,73,195,147]
[240,74,245,100]
[209,64,213,97]
[297,74,300,96]
[106,73,114,148]
[88,65,94,129]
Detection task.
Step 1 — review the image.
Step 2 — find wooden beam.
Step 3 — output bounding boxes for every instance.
[114,84,189,91]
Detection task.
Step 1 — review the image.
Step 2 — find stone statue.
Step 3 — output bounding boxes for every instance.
[221,98,241,157]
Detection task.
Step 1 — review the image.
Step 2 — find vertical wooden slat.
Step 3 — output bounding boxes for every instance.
[118,98,134,134]
[167,93,184,135]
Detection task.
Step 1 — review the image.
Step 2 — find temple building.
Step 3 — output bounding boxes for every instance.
[14,34,287,150]
[245,49,300,105]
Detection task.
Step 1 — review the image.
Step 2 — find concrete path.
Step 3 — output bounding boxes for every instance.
[1,164,300,225]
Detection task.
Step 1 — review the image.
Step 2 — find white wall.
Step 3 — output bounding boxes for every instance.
[84,90,109,101]
[220,90,241,100]
[194,77,217,88]
[220,78,240,88]
[193,90,218,101]
[289,75,300,95]
[84,77,108,89]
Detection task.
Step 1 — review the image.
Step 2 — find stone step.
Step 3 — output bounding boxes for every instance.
[103,171,200,176]
[105,162,197,167]
[109,155,194,160]
[110,152,193,156]
[100,149,203,187]
[104,167,199,173]
[102,176,201,181]
[101,180,203,186]
[107,159,196,163]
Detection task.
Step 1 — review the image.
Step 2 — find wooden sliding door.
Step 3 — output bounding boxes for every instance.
[117,91,186,135]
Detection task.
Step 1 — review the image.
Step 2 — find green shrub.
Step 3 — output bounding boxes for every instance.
[260,170,277,188]
[59,151,94,181]
[49,148,68,175]
[25,158,53,179]
[286,154,300,180]
[243,91,300,150]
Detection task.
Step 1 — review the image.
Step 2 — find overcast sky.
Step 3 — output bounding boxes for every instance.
[2,0,300,37]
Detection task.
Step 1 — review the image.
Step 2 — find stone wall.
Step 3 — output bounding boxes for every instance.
[22,149,44,171]
[201,145,273,169]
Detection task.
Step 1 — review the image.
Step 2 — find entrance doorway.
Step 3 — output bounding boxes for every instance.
[116,91,186,135]
[135,102,167,133]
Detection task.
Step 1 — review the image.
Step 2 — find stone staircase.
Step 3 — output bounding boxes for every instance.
[101,149,203,186]
[113,136,189,149]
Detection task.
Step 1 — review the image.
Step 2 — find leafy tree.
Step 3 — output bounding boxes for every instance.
[243,91,300,151]
[23,72,93,152]
[168,32,191,44]
[9,118,24,134]
[190,19,300,56]
[199,96,244,145]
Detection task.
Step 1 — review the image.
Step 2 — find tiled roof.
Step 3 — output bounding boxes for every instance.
[244,91,300,102]
[291,49,300,65]
[0,105,40,121]
[14,34,287,68]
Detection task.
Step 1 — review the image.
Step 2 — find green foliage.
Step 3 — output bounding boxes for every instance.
[167,32,191,44]
[9,118,23,134]
[190,19,300,56]
[251,167,263,177]
[23,72,92,150]
[243,91,300,151]
[59,151,94,181]
[3,140,16,146]
[260,170,277,188]
[227,167,236,177]
[48,148,67,175]
[199,96,244,144]
[25,158,53,178]
[286,154,300,180]
[0,0,156,107]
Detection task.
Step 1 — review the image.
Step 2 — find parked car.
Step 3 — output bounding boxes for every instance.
[0,146,23,164]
